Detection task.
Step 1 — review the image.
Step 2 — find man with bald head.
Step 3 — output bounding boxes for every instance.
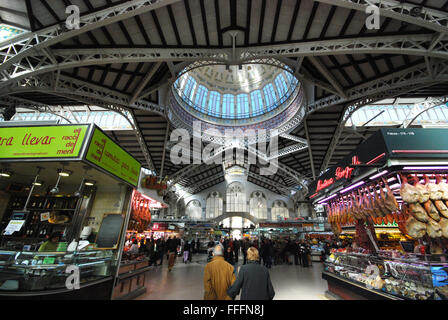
[203,244,236,300]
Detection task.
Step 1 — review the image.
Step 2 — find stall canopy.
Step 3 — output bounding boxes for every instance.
[0,123,141,188]
[308,128,448,201]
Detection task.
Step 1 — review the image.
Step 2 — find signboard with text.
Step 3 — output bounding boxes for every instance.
[85,127,141,187]
[308,128,448,198]
[0,125,89,160]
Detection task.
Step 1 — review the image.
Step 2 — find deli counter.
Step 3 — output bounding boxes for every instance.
[323,249,448,300]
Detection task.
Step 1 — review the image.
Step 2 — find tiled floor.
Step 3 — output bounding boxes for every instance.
[136,254,328,300]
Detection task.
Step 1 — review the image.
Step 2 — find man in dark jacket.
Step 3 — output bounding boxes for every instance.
[242,238,251,264]
[292,240,300,265]
[233,239,240,262]
[166,236,178,272]
[227,247,275,300]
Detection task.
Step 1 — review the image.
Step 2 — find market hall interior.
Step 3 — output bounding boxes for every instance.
[0,0,447,301]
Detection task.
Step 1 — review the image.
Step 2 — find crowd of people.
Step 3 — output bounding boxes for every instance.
[208,237,330,269]
[122,234,350,300]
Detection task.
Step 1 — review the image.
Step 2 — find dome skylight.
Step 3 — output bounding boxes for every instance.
[173,62,299,120]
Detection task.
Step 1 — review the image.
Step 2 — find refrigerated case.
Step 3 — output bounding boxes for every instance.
[324,250,448,300]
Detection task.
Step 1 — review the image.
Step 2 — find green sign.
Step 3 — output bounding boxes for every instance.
[85,128,141,187]
[0,125,88,159]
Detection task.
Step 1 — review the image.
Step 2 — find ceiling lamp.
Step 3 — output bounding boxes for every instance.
[0,170,12,177]
[84,180,96,186]
[58,169,72,177]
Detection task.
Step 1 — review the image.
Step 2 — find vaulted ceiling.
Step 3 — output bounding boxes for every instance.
[1,0,448,195]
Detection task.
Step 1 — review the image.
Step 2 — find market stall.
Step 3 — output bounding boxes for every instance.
[308,128,448,300]
[0,124,141,299]
[112,189,168,300]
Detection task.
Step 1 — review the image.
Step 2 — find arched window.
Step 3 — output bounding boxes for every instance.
[263,83,277,111]
[237,94,249,118]
[221,217,252,229]
[250,90,263,115]
[194,85,208,111]
[226,182,246,212]
[186,200,202,220]
[250,191,267,219]
[208,91,221,115]
[183,76,197,101]
[206,192,223,219]
[223,94,235,118]
[272,200,289,220]
[275,73,288,97]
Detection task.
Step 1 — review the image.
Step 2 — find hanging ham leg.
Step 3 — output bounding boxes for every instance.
[405,217,427,239]
[440,219,448,239]
[414,174,430,203]
[375,184,390,216]
[423,200,441,222]
[437,175,448,200]
[409,202,430,223]
[382,178,399,212]
[434,200,448,219]
[426,219,442,238]
[399,174,420,203]
[425,174,443,201]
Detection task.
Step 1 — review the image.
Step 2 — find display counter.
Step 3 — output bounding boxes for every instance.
[112,258,151,300]
[0,124,141,299]
[0,249,115,299]
[324,250,448,300]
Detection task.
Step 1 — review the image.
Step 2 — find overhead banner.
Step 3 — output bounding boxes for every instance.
[383,128,448,158]
[0,125,89,160]
[308,128,448,198]
[85,127,141,187]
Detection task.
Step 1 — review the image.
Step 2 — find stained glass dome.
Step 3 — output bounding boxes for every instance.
[173,62,299,120]
[168,59,305,144]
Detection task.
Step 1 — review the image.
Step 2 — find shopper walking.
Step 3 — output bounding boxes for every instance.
[225,246,237,274]
[292,240,300,265]
[227,247,275,300]
[196,239,201,253]
[167,235,178,272]
[203,244,236,300]
[233,238,240,263]
[242,238,251,264]
[183,240,190,264]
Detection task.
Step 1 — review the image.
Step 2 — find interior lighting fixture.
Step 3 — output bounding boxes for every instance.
[317,193,338,204]
[339,181,365,194]
[32,181,43,186]
[0,170,12,177]
[369,170,388,180]
[84,180,96,186]
[58,169,72,177]
[403,166,448,170]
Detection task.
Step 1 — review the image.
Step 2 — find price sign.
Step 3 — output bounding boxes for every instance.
[3,220,25,235]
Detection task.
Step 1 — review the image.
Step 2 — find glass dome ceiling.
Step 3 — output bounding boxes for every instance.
[173,62,299,120]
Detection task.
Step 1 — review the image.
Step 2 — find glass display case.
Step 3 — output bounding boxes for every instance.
[324,250,448,300]
[0,249,115,292]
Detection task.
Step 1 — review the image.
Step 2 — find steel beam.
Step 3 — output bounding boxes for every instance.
[308,56,347,98]
[1,34,446,88]
[0,74,166,117]
[401,96,448,128]
[0,0,182,75]
[307,59,448,113]
[129,62,162,105]
[318,77,448,172]
[247,171,291,196]
[313,0,448,34]
[303,119,316,180]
